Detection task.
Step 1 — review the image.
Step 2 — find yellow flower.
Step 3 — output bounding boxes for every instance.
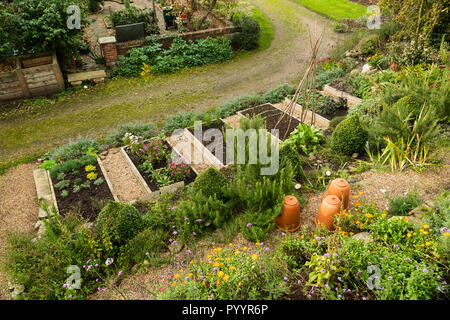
[422,224,429,229]
[349,232,354,236]
[300,235,304,239]
[420,244,425,247]
[444,232,450,237]
[406,233,412,238]
[226,257,231,262]
[174,274,180,279]
[172,282,177,287]
[238,282,242,287]
[243,246,248,251]
[217,271,224,278]
[403,217,408,222]
[229,243,233,247]
[202,281,206,285]
[216,280,221,285]
[353,195,358,199]
[381,213,387,217]
[223,275,230,281]
[207,254,213,259]
[251,254,258,260]
[255,242,260,246]
[425,242,431,246]
[179,269,184,273]
[190,260,194,264]
[188,273,193,277]
[229,266,236,271]
[235,250,240,255]
[212,262,220,267]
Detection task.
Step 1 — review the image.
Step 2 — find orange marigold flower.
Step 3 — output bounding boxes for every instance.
[354,201,361,206]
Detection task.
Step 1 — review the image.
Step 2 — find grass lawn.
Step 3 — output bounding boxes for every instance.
[291,0,367,21]
[252,7,276,52]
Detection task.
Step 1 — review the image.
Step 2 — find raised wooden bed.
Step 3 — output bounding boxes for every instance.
[121,142,197,202]
[238,103,302,142]
[0,52,64,103]
[321,84,362,107]
[47,159,115,221]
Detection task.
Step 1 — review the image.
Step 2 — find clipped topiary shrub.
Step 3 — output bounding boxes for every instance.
[97,201,144,247]
[192,167,229,200]
[331,114,368,155]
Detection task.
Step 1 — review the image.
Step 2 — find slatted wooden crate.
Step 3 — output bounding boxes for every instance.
[0,52,65,103]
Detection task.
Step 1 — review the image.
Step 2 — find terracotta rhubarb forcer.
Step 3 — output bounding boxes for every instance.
[315,195,341,231]
[325,178,350,210]
[275,196,301,232]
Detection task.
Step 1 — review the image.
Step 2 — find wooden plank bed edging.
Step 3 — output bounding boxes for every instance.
[120,147,153,196]
[96,156,120,202]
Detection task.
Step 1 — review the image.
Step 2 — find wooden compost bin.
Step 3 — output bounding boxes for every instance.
[0,52,65,102]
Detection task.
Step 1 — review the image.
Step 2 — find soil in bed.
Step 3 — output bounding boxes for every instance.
[187,120,230,165]
[51,163,113,221]
[126,143,197,192]
[240,104,301,141]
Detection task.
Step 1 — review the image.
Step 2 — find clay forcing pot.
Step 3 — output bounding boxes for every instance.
[315,195,341,231]
[275,196,301,232]
[325,178,350,210]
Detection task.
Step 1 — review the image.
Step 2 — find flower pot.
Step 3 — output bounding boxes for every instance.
[325,178,350,210]
[275,195,301,232]
[315,195,341,231]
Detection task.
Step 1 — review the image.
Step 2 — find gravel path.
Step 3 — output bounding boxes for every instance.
[101,149,149,202]
[0,163,40,299]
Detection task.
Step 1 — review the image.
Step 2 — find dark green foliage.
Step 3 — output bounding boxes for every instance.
[328,115,347,130]
[112,36,234,77]
[192,168,229,200]
[388,192,421,216]
[49,156,97,179]
[111,41,162,77]
[279,145,305,180]
[316,97,346,117]
[46,138,100,162]
[232,15,261,50]
[0,0,87,61]
[176,192,233,239]
[97,202,145,247]
[262,83,297,104]
[331,114,368,155]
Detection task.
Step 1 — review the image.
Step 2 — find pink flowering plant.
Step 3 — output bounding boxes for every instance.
[167,159,191,182]
[143,136,166,163]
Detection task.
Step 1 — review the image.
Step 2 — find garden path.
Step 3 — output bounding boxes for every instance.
[0,0,342,164]
[0,164,40,300]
